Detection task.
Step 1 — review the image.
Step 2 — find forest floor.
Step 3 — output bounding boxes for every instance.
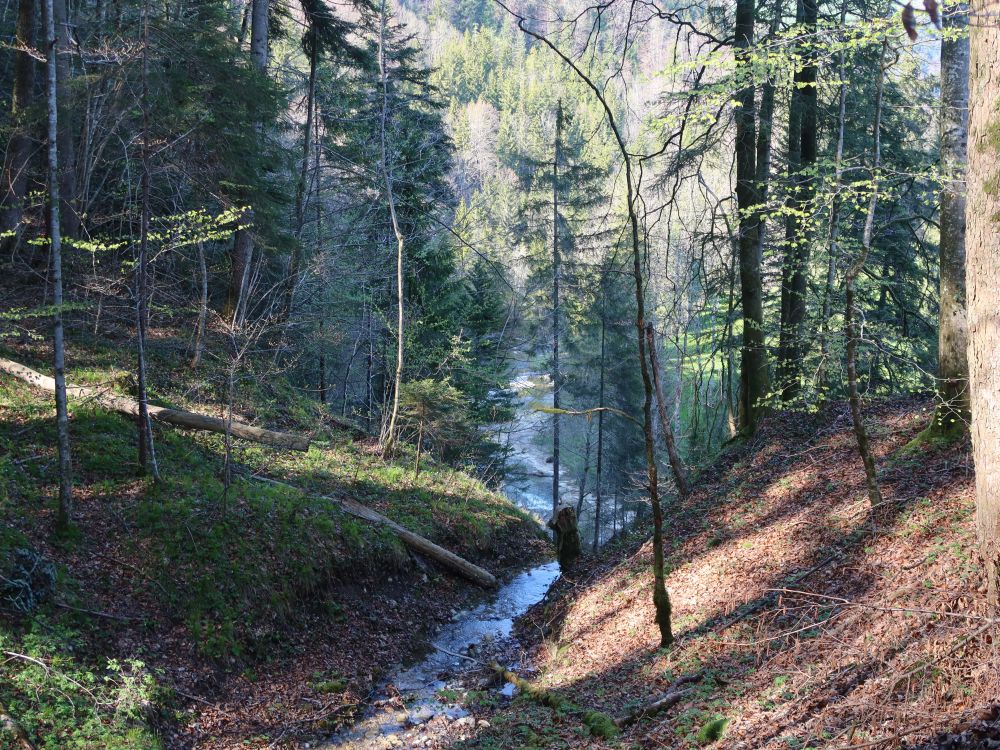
[412,399,999,750]
[0,332,548,749]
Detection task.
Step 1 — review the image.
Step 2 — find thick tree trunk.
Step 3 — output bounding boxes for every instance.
[44,0,73,533]
[934,2,970,433]
[551,101,562,518]
[0,358,312,451]
[0,0,37,242]
[225,212,254,325]
[735,0,769,434]
[966,0,1000,608]
[249,0,268,70]
[778,0,817,402]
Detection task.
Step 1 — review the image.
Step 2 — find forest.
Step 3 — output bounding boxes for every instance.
[1,0,999,747]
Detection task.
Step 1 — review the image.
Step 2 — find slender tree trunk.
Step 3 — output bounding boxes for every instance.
[135,0,159,480]
[45,0,73,532]
[282,39,319,320]
[378,0,405,455]
[496,10,675,646]
[845,40,887,513]
[227,0,267,324]
[189,242,208,368]
[551,101,562,518]
[818,1,849,397]
[646,323,690,498]
[966,0,1000,608]
[593,292,606,552]
[735,0,769,434]
[933,1,970,433]
[0,0,37,242]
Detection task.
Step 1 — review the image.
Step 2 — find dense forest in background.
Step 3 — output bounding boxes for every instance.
[3,0,1000,744]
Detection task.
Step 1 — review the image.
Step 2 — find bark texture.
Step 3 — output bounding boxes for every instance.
[735,0,769,435]
[966,0,1000,608]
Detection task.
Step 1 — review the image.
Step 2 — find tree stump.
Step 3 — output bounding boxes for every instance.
[548,504,581,569]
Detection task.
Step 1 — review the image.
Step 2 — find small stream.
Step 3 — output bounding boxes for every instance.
[320,363,570,749]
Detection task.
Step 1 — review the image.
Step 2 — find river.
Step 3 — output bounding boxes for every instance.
[319,366,573,749]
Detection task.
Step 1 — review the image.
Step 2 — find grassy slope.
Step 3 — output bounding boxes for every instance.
[0,334,544,749]
[446,399,995,750]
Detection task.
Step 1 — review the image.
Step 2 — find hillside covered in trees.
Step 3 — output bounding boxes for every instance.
[1,0,999,747]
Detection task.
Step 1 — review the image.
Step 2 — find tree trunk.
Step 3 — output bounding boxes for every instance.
[53,0,78,238]
[225,211,254,325]
[551,101,562,519]
[646,323,690,498]
[593,292,606,552]
[778,0,817,402]
[135,0,159,480]
[249,0,268,71]
[44,0,74,533]
[933,1,970,433]
[1,358,312,451]
[281,38,319,320]
[377,0,405,456]
[818,0,849,399]
[966,0,1000,608]
[845,40,887,513]
[0,0,37,243]
[735,0,769,434]
[189,242,208,368]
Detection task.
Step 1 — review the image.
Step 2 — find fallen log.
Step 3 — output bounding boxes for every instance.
[614,672,703,728]
[256,477,497,588]
[0,358,310,452]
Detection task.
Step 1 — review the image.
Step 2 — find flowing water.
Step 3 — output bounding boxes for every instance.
[320,365,571,749]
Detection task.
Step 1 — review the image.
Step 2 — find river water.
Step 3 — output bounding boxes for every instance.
[320,367,571,749]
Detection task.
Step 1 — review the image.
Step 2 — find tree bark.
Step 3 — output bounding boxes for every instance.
[593,290,606,552]
[966,0,1000,608]
[189,242,208,368]
[778,0,817,402]
[225,210,254,325]
[136,0,160,480]
[0,0,37,242]
[646,323,690,498]
[551,101,562,519]
[53,0,78,238]
[0,358,312,451]
[377,0,406,456]
[735,0,769,435]
[934,1,970,433]
[845,40,887,513]
[44,0,74,533]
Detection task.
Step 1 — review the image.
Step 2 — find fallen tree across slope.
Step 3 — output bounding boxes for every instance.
[0,357,310,451]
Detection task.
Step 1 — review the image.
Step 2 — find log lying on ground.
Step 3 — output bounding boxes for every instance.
[614,672,703,728]
[0,358,310,451]
[257,477,497,588]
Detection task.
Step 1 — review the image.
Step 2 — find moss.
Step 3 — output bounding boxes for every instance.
[697,716,729,745]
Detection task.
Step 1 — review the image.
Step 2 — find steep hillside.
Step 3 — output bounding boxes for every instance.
[0,333,547,749]
[443,400,997,749]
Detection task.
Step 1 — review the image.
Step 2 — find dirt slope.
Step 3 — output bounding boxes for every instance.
[450,399,998,749]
